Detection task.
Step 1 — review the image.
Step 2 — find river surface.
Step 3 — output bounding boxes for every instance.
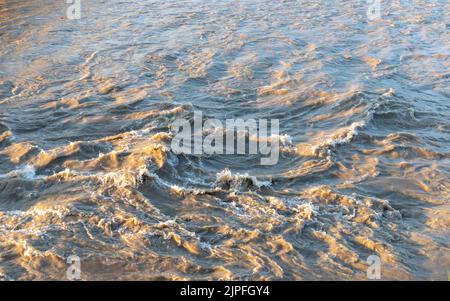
[0,0,449,280]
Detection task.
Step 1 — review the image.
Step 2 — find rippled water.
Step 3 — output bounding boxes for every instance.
[0,0,449,280]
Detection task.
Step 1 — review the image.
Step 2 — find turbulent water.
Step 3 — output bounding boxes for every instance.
[0,0,449,280]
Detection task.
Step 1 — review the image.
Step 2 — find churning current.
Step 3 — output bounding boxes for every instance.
[0,0,448,280]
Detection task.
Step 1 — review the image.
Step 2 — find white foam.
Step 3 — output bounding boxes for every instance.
[0,164,37,180]
[215,168,271,190]
[321,121,365,148]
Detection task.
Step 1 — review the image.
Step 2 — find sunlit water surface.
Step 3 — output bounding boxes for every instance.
[0,0,449,280]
